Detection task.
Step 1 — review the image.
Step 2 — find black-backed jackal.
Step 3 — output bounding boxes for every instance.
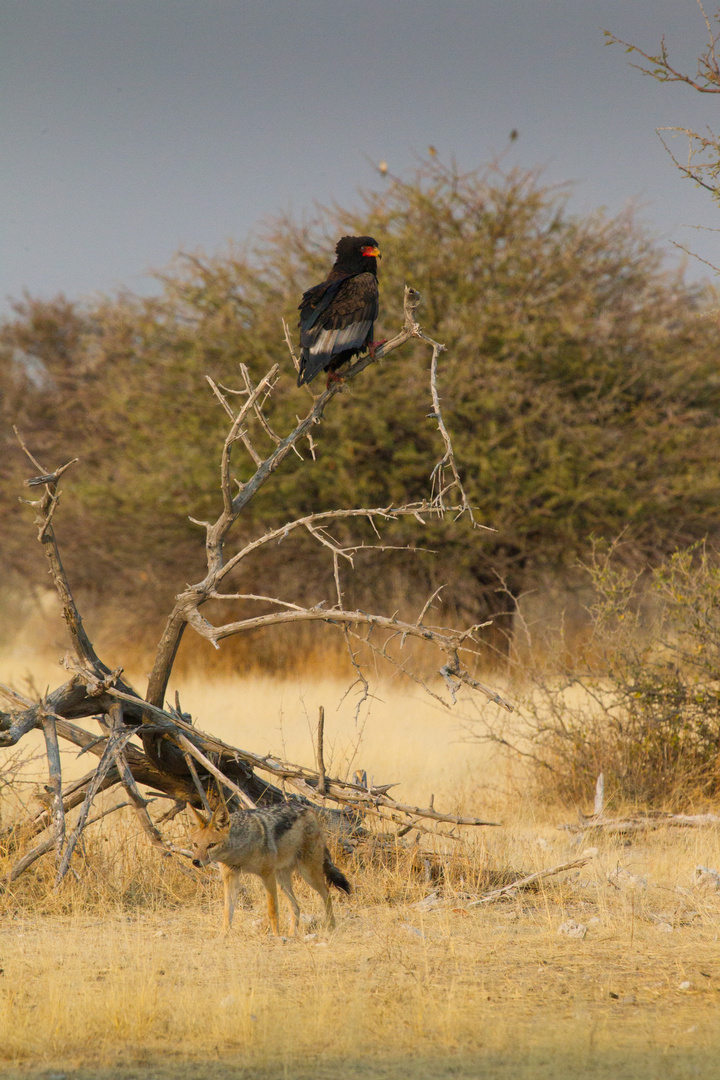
[188,801,351,936]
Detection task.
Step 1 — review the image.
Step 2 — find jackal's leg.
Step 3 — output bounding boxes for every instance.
[276,868,301,935]
[298,861,335,929]
[260,872,280,935]
[219,865,243,932]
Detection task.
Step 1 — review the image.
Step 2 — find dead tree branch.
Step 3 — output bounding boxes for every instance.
[316,706,327,797]
[604,9,720,258]
[2,285,511,886]
[106,703,169,855]
[39,709,65,865]
[54,731,121,886]
[560,812,720,836]
[6,801,130,886]
[145,285,489,713]
[467,857,593,906]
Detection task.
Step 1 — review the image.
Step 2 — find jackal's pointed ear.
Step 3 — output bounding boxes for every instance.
[210,804,231,830]
[188,804,209,829]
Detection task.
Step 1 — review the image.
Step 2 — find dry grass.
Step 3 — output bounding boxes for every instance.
[2,657,720,1078]
[2,818,720,1079]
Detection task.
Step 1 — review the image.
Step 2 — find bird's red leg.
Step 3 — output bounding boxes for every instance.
[326,371,345,389]
[367,340,388,360]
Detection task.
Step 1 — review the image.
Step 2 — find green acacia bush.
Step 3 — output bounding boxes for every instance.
[2,157,719,652]
[496,544,720,807]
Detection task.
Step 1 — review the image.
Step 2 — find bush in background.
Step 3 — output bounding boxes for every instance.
[486,544,720,808]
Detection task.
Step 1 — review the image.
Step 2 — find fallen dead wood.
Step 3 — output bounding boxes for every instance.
[560,813,720,836]
[467,856,593,906]
[6,800,131,885]
[411,856,593,911]
[104,684,502,832]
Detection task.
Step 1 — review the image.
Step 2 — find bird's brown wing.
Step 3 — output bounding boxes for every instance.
[298,273,379,386]
[298,274,350,333]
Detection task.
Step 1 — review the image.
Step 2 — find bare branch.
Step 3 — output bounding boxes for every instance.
[7,801,130,885]
[96,686,500,832]
[416,586,445,628]
[215,503,434,586]
[428,341,479,523]
[181,603,514,712]
[656,127,720,195]
[560,811,720,836]
[282,317,302,375]
[207,592,307,611]
[146,286,446,708]
[182,751,213,814]
[107,703,170,855]
[239,363,283,446]
[13,431,103,673]
[466,857,593,906]
[173,731,257,810]
[215,365,280,511]
[604,10,720,95]
[316,706,327,796]
[205,375,235,420]
[54,734,120,887]
[39,709,65,865]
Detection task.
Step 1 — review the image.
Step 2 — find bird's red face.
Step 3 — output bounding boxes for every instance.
[361,245,381,259]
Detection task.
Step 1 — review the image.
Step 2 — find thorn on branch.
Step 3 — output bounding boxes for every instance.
[205,376,235,420]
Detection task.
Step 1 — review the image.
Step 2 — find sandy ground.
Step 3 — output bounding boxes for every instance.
[2,846,720,1079]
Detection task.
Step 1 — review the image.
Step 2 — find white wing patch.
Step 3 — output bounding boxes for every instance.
[311,321,372,356]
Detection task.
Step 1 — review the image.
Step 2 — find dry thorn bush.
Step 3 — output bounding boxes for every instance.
[469,544,720,810]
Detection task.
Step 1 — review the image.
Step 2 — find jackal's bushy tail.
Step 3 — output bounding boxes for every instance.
[323,849,351,894]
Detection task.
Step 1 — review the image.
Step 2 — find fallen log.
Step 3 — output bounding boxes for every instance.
[560,813,720,835]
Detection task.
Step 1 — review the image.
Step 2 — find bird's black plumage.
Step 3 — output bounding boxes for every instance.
[297,235,380,387]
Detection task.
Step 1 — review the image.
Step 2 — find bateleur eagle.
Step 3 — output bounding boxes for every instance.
[297,235,381,387]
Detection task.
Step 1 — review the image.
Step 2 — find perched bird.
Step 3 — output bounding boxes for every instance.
[297,235,381,387]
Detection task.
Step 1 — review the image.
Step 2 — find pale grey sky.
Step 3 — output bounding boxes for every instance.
[2,0,717,313]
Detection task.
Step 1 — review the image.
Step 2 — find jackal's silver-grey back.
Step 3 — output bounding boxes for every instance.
[189,801,350,935]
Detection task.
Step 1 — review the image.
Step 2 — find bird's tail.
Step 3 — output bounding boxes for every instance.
[297,348,312,387]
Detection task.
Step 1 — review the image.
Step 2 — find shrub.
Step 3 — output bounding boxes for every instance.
[479,544,720,808]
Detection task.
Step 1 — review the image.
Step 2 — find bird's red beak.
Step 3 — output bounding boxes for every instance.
[361,245,381,258]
